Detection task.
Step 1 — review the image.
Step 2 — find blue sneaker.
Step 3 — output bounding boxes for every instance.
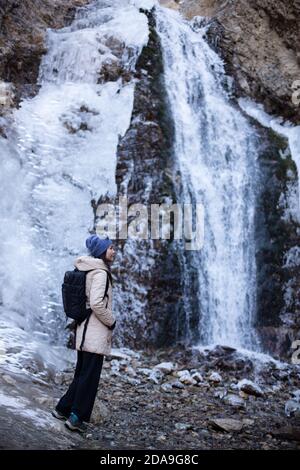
[65,412,87,433]
[51,408,69,421]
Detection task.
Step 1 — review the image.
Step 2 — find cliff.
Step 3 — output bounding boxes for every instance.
[0,0,90,109]
[162,0,300,124]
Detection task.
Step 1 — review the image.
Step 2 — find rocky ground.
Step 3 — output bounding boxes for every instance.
[1,344,300,450]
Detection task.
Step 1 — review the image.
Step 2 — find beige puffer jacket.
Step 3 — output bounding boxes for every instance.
[74,256,116,356]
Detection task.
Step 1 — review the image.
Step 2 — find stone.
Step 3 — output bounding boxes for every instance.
[208,372,222,384]
[125,377,141,386]
[124,365,137,377]
[148,369,164,385]
[237,379,264,397]
[285,400,300,418]
[90,401,110,425]
[0,82,15,110]
[214,388,227,399]
[34,396,54,406]
[137,367,153,377]
[157,434,167,441]
[175,422,192,431]
[191,372,204,383]
[210,418,243,433]
[161,383,173,393]
[243,419,255,426]
[271,427,300,442]
[223,394,246,409]
[2,374,17,386]
[110,347,140,361]
[177,370,197,385]
[170,379,185,389]
[291,390,300,402]
[239,391,249,400]
[154,362,176,374]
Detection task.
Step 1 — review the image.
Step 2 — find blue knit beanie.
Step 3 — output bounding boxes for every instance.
[86,235,113,258]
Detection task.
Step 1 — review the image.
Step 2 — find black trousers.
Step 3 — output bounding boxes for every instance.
[56,350,104,422]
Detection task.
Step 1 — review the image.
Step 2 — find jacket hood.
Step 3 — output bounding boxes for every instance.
[74,255,109,272]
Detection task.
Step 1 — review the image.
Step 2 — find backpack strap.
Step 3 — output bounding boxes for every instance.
[103,270,112,307]
[79,308,92,351]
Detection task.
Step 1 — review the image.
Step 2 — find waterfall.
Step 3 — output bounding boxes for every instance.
[0,0,149,372]
[156,6,260,350]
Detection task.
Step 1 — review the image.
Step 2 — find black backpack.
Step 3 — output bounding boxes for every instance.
[62,267,112,350]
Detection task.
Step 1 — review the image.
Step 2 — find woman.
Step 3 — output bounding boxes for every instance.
[52,234,116,433]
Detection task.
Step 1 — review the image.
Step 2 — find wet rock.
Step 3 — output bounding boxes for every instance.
[243,419,255,426]
[237,379,264,397]
[124,376,141,386]
[124,365,137,377]
[239,391,250,400]
[148,369,164,385]
[208,372,222,384]
[190,371,204,382]
[175,422,192,431]
[291,390,300,402]
[210,418,244,433]
[223,394,246,409]
[214,388,227,399]
[113,7,184,350]
[169,379,185,390]
[109,348,140,361]
[154,362,177,374]
[177,370,197,385]
[161,383,173,393]
[285,400,300,418]
[137,367,153,377]
[210,345,237,356]
[210,354,254,374]
[271,427,300,442]
[178,0,300,124]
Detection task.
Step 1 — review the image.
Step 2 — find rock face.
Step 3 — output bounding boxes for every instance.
[95,8,188,350]
[0,0,90,108]
[254,127,300,358]
[173,0,300,124]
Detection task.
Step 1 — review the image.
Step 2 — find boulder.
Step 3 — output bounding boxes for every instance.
[208,372,222,384]
[285,399,300,418]
[237,379,264,397]
[90,400,110,425]
[223,394,246,409]
[191,372,204,383]
[177,370,197,385]
[154,362,177,374]
[210,418,243,433]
